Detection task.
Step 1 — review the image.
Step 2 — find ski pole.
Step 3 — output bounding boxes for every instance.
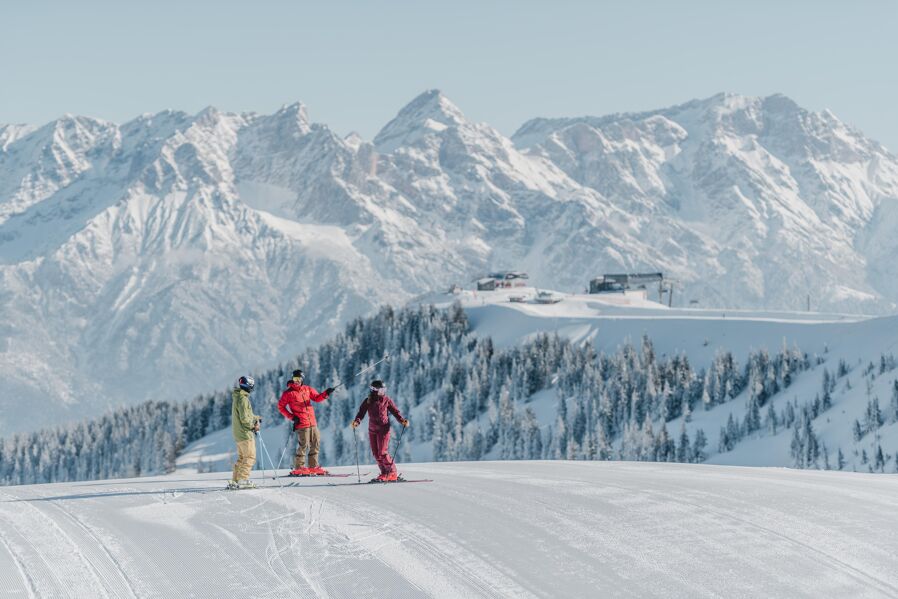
[259,433,278,481]
[392,423,408,472]
[275,423,293,472]
[331,354,391,392]
[255,432,267,481]
[353,426,361,483]
[259,434,284,488]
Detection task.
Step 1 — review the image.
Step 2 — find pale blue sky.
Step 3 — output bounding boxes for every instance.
[1,1,896,150]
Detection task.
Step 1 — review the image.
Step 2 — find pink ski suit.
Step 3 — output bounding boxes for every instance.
[353,393,405,476]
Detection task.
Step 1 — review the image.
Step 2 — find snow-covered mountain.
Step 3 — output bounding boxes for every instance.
[514,93,898,311]
[2,91,898,433]
[3,461,898,598]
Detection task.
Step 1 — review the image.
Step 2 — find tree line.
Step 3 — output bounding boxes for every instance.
[3,302,896,485]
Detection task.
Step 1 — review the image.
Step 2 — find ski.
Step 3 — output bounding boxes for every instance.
[366,478,433,484]
[269,478,434,488]
[280,472,369,479]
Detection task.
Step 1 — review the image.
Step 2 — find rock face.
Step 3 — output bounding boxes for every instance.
[1,91,896,433]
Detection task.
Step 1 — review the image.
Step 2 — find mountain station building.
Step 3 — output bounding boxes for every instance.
[477,271,530,291]
[589,272,664,294]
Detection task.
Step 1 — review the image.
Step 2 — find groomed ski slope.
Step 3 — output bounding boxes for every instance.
[1,462,897,598]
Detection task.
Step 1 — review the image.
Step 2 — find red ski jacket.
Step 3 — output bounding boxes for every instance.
[278,381,329,429]
[354,393,404,433]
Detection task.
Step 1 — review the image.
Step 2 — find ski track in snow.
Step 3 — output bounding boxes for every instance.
[32,498,139,599]
[0,490,115,598]
[2,462,898,598]
[0,520,36,598]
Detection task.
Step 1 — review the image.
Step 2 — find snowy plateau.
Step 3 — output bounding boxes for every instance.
[2,90,898,433]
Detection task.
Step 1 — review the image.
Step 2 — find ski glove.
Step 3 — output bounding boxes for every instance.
[401,419,410,427]
[351,419,360,428]
[324,387,335,396]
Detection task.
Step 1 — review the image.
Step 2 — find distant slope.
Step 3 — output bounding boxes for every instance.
[1,462,898,598]
[424,289,898,473]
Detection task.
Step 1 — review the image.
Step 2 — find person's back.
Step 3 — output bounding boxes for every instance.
[232,387,257,442]
[229,376,260,489]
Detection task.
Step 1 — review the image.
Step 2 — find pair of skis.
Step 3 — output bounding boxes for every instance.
[225,476,433,489]
[288,472,433,486]
[282,472,362,479]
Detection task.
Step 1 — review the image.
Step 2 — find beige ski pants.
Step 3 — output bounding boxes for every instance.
[232,438,256,480]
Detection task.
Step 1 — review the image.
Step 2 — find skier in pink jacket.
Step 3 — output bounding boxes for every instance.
[351,380,408,482]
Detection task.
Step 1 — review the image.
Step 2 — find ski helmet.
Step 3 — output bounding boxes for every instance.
[370,379,386,396]
[292,369,304,381]
[238,375,255,392]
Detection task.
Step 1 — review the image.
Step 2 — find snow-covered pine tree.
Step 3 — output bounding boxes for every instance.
[865,396,884,434]
[692,429,708,463]
[676,422,691,463]
[874,445,886,472]
[765,403,779,434]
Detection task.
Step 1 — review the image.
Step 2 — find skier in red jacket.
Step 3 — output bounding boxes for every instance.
[352,379,408,482]
[278,369,334,476]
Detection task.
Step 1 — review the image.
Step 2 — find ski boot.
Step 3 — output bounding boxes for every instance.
[308,466,328,476]
[227,479,257,490]
[289,467,311,477]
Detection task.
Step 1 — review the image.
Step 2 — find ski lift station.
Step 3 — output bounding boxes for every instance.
[476,271,530,291]
[589,272,674,305]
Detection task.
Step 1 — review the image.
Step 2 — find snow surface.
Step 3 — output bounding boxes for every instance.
[1,461,898,598]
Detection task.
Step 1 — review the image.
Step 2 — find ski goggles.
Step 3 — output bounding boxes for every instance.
[370,385,387,396]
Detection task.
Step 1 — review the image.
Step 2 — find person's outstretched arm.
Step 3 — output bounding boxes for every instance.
[310,386,335,402]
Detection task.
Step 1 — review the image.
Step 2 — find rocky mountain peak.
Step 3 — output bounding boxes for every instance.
[374,89,468,152]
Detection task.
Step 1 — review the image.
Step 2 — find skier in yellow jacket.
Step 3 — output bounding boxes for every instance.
[228,376,261,490]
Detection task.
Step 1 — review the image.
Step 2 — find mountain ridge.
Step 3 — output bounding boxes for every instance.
[1,90,897,433]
